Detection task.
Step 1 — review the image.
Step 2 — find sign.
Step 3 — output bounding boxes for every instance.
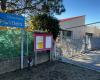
[36,36,44,49]
[0,12,25,28]
[45,36,52,49]
[34,33,52,51]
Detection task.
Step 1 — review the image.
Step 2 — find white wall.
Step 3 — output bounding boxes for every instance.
[60,16,85,39]
[86,26,100,37]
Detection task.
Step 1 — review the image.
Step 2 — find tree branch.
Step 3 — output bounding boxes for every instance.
[7,6,37,12]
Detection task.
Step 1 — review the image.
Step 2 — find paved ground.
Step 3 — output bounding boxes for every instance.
[0,61,100,80]
[62,50,100,72]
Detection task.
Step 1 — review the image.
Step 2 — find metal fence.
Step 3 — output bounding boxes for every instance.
[55,22,100,59]
[0,22,100,74]
[0,29,34,74]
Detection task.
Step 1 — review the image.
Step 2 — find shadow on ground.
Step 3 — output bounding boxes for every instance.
[0,61,100,80]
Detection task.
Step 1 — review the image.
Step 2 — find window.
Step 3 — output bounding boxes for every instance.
[67,30,72,37]
[62,30,72,37]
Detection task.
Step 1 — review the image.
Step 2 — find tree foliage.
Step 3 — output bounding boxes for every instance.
[0,0,65,15]
[0,0,65,40]
[0,30,21,58]
[28,14,60,40]
[0,30,34,58]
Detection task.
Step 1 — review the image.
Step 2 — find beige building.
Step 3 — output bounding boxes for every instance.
[59,15,100,50]
[86,26,100,37]
[59,15,100,39]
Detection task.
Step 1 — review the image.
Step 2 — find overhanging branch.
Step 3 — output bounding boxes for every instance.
[7,6,37,12]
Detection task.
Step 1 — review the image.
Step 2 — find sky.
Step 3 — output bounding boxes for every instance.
[55,0,100,24]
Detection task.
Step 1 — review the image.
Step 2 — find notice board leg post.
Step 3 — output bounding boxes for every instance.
[35,51,37,66]
[50,49,52,61]
[54,42,56,60]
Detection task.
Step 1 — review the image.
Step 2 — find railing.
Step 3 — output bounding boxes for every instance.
[55,22,100,59]
[0,29,34,74]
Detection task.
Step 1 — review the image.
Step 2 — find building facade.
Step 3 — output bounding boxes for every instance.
[59,15,100,39]
[59,15,100,50]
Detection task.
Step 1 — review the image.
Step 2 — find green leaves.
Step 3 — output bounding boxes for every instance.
[0,30,21,58]
[0,0,65,15]
[28,14,60,40]
[1,0,7,11]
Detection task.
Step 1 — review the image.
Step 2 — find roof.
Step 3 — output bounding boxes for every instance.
[59,15,85,22]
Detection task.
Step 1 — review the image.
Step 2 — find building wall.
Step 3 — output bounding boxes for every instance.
[60,16,85,39]
[59,16,85,29]
[66,26,85,39]
[60,16,100,39]
[59,16,100,51]
[90,38,100,50]
[86,26,100,37]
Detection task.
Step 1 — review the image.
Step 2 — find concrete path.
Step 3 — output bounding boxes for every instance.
[61,50,100,72]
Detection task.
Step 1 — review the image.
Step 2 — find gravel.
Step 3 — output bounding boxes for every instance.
[0,61,100,80]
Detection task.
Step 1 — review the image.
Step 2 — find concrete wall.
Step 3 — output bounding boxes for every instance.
[86,26,100,37]
[60,16,85,39]
[66,26,85,39]
[59,16,85,29]
[60,16,100,39]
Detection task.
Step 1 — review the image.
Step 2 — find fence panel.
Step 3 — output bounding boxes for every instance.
[56,23,100,59]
